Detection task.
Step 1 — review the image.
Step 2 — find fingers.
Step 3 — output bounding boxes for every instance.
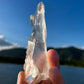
[47,49,65,84]
[40,67,65,84]
[17,71,29,84]
[40,78,51,84]
[49,67,65,84]
[47,49,59,68]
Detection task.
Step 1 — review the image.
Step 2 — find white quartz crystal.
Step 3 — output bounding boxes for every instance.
[24,2,49,83]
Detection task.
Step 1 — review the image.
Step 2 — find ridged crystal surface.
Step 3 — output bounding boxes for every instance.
[24,2,49,84]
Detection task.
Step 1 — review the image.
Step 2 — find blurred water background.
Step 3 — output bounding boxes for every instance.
[0,63,84,84]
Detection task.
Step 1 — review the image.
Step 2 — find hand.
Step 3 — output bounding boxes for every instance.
[17,49,65,84]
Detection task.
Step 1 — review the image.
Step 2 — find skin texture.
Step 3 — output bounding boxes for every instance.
[17,49,65,84]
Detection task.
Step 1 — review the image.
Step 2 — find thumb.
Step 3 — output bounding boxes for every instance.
[17,71,29,84]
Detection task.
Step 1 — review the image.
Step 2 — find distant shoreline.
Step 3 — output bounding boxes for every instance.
[0,46,84,68]
[0,56,84,68]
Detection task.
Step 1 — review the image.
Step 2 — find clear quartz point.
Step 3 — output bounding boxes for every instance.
[24,2,49,84]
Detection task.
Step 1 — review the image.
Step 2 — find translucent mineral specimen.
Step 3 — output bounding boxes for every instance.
[24,2,49,84]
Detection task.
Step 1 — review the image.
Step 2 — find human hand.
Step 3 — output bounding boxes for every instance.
[17,49,65,84]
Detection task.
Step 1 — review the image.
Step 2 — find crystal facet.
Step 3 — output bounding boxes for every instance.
[24,2,49,83]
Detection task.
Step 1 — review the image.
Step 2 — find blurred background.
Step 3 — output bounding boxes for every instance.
[0,0,84,84]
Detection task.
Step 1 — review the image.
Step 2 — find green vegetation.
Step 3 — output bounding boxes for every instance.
[0,47,84,67]
[48,46,84,67]
[0,56,24,64]
[60,60,84,67]
[0,56,84,67]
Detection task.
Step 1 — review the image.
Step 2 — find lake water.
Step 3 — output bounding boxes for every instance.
[0,63,84,84]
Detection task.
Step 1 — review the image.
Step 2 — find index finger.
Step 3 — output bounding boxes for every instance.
[47,49,59,68]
